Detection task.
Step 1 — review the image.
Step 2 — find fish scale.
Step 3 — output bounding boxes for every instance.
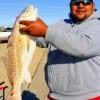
[6,5,38,100]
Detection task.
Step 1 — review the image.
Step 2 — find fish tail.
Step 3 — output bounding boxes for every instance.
[6,89,22,100]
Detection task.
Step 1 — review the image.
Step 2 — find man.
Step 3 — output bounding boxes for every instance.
[20,0,100,100]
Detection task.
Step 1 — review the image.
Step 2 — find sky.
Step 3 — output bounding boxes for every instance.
[0,0,100,27]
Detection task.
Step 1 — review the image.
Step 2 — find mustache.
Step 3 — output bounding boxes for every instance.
[76,9,86,12]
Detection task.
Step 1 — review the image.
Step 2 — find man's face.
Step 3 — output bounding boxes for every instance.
[70,1,95,22]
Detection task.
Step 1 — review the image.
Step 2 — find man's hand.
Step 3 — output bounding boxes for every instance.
[19,18,48,38]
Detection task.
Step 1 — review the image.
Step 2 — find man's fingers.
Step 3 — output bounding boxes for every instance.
[19,20,33,25]
[19,26,29,32]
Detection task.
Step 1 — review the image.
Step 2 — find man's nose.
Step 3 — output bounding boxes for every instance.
[78,2,85,7]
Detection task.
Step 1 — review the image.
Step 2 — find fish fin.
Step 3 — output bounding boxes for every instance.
[24,71,31,83]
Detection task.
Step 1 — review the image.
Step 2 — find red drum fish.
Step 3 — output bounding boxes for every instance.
[6,5,38,100]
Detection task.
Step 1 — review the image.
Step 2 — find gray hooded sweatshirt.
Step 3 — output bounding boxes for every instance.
[37,11,100,100]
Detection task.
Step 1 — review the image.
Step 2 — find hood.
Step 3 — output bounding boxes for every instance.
[88,11,100,20]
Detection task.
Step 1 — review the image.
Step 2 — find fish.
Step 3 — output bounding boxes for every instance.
[5,5,38,100]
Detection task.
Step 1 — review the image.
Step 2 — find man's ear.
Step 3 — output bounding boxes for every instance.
[93,3,96,11]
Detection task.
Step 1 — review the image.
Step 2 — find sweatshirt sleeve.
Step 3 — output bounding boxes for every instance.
[45,20,100,58]
[32,37,48,48]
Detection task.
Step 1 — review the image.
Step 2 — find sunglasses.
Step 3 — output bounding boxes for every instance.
[71,0,93,6]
